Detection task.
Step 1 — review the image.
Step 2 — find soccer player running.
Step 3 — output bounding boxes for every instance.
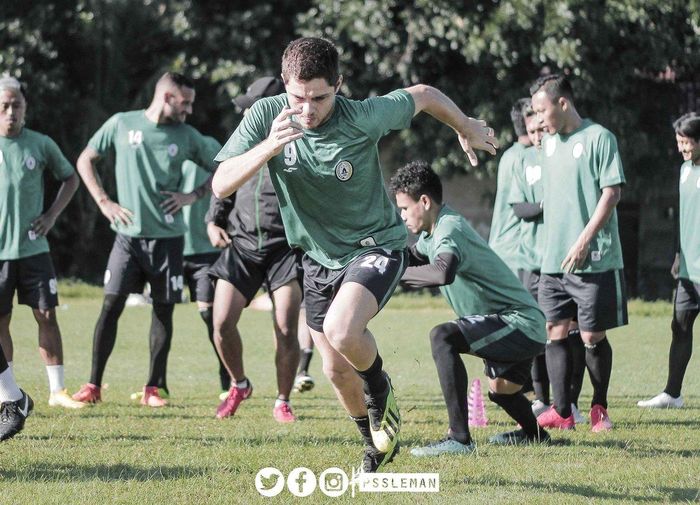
[489,98,532,275]
[0,77,84,409]
[211,37,497,471]
[207,76,303,423]
[73,72,219,407]
[638,112,700,409]
[392,161,549,455]
[530,74,628,432]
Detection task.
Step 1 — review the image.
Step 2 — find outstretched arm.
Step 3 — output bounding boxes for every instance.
[405,84,499,166]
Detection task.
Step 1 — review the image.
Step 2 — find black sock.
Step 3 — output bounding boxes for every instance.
[489,391,541,438]
[665,309,697,398]
[147,303,174,389]
[531,353,549,404]
[351,415,375,447]
[545,339,572,418]
[585,337,612,408]
[297,348,313,375]
[90,294,127,387]
[568,329,585,407]
[199,308,230,390]
[429,322,472,445]
[356,353,386,397]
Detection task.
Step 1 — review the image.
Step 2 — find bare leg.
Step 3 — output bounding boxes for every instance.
[212,280,247,382]
[270,281,302,400]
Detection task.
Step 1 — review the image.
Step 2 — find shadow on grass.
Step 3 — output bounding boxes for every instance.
[466,476,699,502]
[0,463,212,482]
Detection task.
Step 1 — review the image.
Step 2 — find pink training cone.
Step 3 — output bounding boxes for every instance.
[468,378,488,427]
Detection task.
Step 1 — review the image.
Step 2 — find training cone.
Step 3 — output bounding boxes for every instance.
[468,378,488,427]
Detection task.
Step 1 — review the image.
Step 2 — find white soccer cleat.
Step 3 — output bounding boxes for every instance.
[49,389,87,409]
[637,392,684,409]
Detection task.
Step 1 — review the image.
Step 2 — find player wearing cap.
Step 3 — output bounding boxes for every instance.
[0,76,84,409]
[207,77,303,423]
[73,72,219,407]
[211,37,498,472]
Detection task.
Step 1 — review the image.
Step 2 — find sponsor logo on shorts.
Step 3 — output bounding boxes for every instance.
[335,160,353,181]
[572,142,584,159]
[525,164,542,185]
[104,269,112,286]
[25,156,36,170]
[49,278,58,295]
[167,144,178,157]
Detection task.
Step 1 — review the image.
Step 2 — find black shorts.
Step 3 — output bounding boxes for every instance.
[184,252,220,303]
[104,234,184,304]
[674,278,700,312]
[538,270,628,332]
[454,315,545,384]
[518,269,540,301]
[302,249,408,333]
[0,253,58,315]
[208,244,300,304]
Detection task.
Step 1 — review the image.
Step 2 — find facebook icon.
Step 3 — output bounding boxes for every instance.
[287,467,317,497]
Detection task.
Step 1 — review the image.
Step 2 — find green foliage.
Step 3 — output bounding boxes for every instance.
[1,0,699,279]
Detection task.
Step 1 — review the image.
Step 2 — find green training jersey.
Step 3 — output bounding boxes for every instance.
[489,141,526,274]
[0,128,74,260]
[679,160,700,283]
[88,110,218,238]
[508,145,544,272]
[181,136,222,256]
[540,119,625,274]
[216,91,414,269]
[416,206,546,343]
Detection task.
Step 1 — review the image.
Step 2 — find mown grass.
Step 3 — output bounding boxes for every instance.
[0,282,698,504]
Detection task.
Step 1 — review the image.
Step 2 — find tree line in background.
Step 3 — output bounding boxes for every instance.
[2,0,699,283]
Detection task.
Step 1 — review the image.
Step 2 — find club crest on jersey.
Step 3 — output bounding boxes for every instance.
[525,165,542,185]
[335,160,353,181]
[167,144,179,157]
[545,137,556,157]
[25,156,36,170]
[572,142,584,159]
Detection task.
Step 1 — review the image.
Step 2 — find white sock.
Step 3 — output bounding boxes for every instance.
[8,361,13,372]
[0,367,23,402]
[275,398,289,408]
[46,365,65,393]
[236,378,249,389]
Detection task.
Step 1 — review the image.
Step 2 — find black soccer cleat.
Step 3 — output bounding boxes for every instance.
[360,440,400,473]
[0,390,34,442]
[364,373,401,454]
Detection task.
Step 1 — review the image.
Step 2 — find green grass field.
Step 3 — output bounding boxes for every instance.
[1,285,699,504]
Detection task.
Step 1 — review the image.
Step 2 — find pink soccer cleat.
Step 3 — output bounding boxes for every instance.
[216,383,253,419]
[537,406,575,430]
[272,402,296,423]
[72,383,101,404]
[141,386,168,407]
[590,404,613,432]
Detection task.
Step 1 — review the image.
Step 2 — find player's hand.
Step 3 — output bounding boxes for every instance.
[671,253,680,280]
[561,239,590,273]
[207,222,231,248]
[31,212,57,236]
[266,106,304,156]
[160,191,196,215]
[458,118,499,167]
[98,198,134,227]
